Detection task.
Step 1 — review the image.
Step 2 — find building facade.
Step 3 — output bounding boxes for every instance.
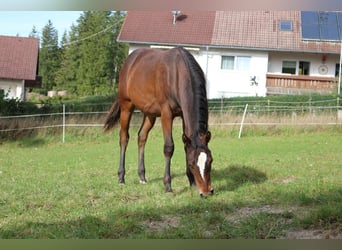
[118,11,341,99]
[0,36,41,100]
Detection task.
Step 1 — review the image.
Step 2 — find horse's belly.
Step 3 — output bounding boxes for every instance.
[136,100,181,117]
[133,101,161,116]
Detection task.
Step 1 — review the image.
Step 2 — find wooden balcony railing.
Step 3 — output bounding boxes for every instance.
[266,74,338,95]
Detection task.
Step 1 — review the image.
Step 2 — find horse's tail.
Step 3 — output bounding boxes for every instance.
[103,99,121,132]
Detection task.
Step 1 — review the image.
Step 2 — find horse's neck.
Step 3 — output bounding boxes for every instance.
[182,106,207,142]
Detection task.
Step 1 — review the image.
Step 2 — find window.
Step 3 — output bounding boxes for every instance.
[336,64,340,77]
[282,61,296,74]
[282,61,311,75]
[221,56,251,71]
[299,61,310,75]
[236,56,251,71]
[221,56,234,70]
[279,20,293,31]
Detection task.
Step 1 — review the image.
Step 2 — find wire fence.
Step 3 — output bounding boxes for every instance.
[1,98,342,141]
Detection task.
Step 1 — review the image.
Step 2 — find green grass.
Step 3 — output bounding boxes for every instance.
[0,125,342,238]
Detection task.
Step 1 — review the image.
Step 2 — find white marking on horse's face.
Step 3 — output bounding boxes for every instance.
[197,152,207,180]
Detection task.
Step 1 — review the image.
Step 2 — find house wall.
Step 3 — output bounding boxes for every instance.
[127,44,341,98]
[0,79,24,100]
[203,48,268,99]
[268,52,340,77]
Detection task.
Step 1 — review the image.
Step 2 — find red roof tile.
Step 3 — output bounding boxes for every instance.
[0,35,39,80]
[119,11,341,54]
[212,11,302,50]
[118,11,216,45]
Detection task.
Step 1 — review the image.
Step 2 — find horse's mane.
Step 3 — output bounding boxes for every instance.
[177,47,209,140]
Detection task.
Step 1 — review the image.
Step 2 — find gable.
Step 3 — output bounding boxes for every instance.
[0,36,39,81]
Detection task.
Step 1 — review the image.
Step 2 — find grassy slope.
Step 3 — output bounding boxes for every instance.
[0,126,341,238]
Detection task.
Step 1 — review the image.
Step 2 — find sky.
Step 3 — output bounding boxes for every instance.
[0,11,82,39]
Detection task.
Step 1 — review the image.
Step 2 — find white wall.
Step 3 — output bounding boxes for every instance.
[0,79,24,100]
[268,52,340,77]
[202,48,268,99]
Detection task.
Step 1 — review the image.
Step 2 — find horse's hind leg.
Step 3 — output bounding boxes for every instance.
[118,106,133,184]
[137,115,156,184]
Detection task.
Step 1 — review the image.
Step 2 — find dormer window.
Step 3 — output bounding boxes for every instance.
[279,20,293,31]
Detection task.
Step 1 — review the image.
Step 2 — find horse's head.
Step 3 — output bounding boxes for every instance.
[183,131,214,197]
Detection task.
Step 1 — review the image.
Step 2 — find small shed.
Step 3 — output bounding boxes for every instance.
[0,35,41,100]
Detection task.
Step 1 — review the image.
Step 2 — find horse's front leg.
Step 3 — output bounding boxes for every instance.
[118,108,133,184]
[182,121,196,187]
[137,115,156,184]
[161,111,174,193]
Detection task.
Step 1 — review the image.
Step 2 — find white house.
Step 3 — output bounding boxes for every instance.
[118,11,341,99]
[0,35,41,100]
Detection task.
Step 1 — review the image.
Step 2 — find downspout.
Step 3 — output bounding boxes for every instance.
[205,46,210,97]
[338,41,342,96]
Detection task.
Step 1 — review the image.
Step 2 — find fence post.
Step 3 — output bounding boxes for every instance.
[62,104,65,143]
[238,104,248,139]
[337,96,340,109]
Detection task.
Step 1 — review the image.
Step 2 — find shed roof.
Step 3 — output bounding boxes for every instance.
[0,35,39,81]
[118,11,341,54]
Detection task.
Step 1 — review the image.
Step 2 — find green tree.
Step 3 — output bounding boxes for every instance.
[55,26,80,93]
[39,20,61,94]
[111,11,129,88]
[76,11,115,95]
[55,11,128,96]
[28,26,39,39]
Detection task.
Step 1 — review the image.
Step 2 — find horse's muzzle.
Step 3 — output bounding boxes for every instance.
[200,189,214,198]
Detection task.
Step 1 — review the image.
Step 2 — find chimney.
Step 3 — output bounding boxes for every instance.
[171,10,181,25]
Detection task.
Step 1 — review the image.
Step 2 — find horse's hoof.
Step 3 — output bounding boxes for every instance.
[139,180,147,184]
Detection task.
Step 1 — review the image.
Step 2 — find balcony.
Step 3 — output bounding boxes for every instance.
[266,74,338,95]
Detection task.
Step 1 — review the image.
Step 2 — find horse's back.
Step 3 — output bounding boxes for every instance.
[120,48,183,84]
[118,48,186,115]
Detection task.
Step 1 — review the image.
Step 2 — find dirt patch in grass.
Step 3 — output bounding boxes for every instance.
[285,229,342,239]
[142,215,180,232]
[225,205,342,239]
[141,205,342,239]
[224,205,302,224]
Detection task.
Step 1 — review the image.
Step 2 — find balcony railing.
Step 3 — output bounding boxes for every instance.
[266,74,337,95]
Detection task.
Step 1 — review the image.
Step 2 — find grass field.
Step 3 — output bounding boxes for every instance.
[0,124,342,239]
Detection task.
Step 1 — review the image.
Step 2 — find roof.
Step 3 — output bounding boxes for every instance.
[118,11,216,46]
[0,35,39,80]
[118,11,341,54]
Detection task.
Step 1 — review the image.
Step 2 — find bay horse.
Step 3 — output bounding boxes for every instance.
[104,47,213,197]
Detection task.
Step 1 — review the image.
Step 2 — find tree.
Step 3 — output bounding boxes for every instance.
[111,11,129,88]
[55,24,80,94]
[76,11,117,95]
[28,26,39,39]
[39,20,61,94]
[55,11,128,96]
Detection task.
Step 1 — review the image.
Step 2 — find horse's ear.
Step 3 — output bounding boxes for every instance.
[206,131,211,143]
[182,134,191,146]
